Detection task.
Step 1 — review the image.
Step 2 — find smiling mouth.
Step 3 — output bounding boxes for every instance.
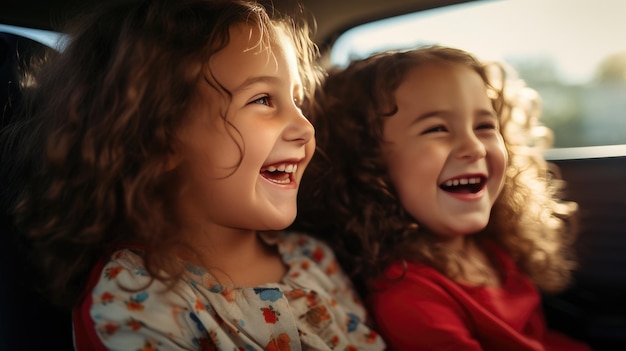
[439,176,486,194]
[260,162,298,184]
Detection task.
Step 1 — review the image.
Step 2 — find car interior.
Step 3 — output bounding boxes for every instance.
[1,0,625,350]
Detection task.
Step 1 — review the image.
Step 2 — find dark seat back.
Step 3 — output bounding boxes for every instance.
[0,30,74,351]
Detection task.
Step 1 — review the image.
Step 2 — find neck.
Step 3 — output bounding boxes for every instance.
[453,239,501,287]
[433,233,468,252]
[176,223,286,287]
[178,222,259,263]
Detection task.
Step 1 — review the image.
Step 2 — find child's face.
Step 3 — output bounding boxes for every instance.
[382,62,507,242]
[173,24,315,233]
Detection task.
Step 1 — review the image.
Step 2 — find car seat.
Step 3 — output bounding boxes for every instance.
[0,30,74,351]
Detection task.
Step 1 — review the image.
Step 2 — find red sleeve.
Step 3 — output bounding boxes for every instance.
[369,266,483,351]
[72,255,110,351]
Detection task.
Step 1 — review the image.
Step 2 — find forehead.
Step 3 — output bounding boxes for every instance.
[394,62,487,100]
[207,23,300,90]
[405,61,482,87]
[385,61,495,123]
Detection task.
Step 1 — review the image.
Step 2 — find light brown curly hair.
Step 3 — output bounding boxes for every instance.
[294,45,578,296]
[1,0,321,309]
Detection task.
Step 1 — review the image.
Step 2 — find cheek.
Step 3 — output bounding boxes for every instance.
[180,135,241,182]
[392,144,445,178]
[495,138,508,173]
[386,148,437,203]
[303,138,316,166]
[488,138,508,194]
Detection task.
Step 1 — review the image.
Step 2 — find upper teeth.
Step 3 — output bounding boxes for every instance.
[265,163,297,173]
[444,177,481,186]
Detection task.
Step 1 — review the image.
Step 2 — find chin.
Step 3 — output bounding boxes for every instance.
[453,222,489,236]
[435,218,488,236]
[262,214,296,231]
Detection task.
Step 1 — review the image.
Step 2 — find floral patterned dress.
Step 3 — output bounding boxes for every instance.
[73,232,385,351]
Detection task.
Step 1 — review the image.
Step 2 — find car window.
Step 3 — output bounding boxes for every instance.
[0,24,66,50]
[330,0,626,149]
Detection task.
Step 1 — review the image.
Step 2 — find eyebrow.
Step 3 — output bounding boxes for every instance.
[232,75,282,93]
[409,108,497,126]
[476,109,498,119]
[407,110,446,127]
[232,75,304,98]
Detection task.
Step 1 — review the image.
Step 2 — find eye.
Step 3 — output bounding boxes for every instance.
[249,95,272,107]
[422,125,447,134]
[476,122,497,130]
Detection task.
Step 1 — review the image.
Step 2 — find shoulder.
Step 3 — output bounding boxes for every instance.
[79,248,188,318]
[273,231,334,255]
[372,260,450,293]
[269,231,340,270]
[274,231,360,308]
[74,249,207,350]
[89,249,156,296]
[78,248,153,305]
[369,260,471,322]
[277,231,366,309]
[368,261,480,350]
[273,232,387,350]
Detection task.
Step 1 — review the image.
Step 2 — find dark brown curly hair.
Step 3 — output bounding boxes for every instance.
[0,0,320,309]
[294,45,578,295]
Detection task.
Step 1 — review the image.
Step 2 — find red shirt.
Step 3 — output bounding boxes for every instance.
[369,244,591,351]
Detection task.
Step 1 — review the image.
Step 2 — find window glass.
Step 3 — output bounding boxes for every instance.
[331,0,626,148]
[0,24,66,50]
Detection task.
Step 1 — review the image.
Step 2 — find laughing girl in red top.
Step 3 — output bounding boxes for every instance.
[295,46,591,350]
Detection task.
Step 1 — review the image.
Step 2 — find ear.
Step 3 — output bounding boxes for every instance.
[164,153,182,172]
[164,140,184,172]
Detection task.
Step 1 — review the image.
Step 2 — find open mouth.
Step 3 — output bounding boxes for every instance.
[439,176,486,194]
[260,162,298,184]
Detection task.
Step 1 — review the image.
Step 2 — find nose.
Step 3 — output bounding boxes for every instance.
[283,105,314,145]
[454,130,486,160]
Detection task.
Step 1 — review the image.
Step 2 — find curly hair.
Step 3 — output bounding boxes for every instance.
[0,0,320,309]
[295,45,577,295]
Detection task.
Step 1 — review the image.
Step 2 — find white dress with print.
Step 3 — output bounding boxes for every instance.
[74,232,385,351]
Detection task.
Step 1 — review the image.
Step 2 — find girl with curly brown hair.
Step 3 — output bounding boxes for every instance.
[0,1,386,350]
[295,45,590,351]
